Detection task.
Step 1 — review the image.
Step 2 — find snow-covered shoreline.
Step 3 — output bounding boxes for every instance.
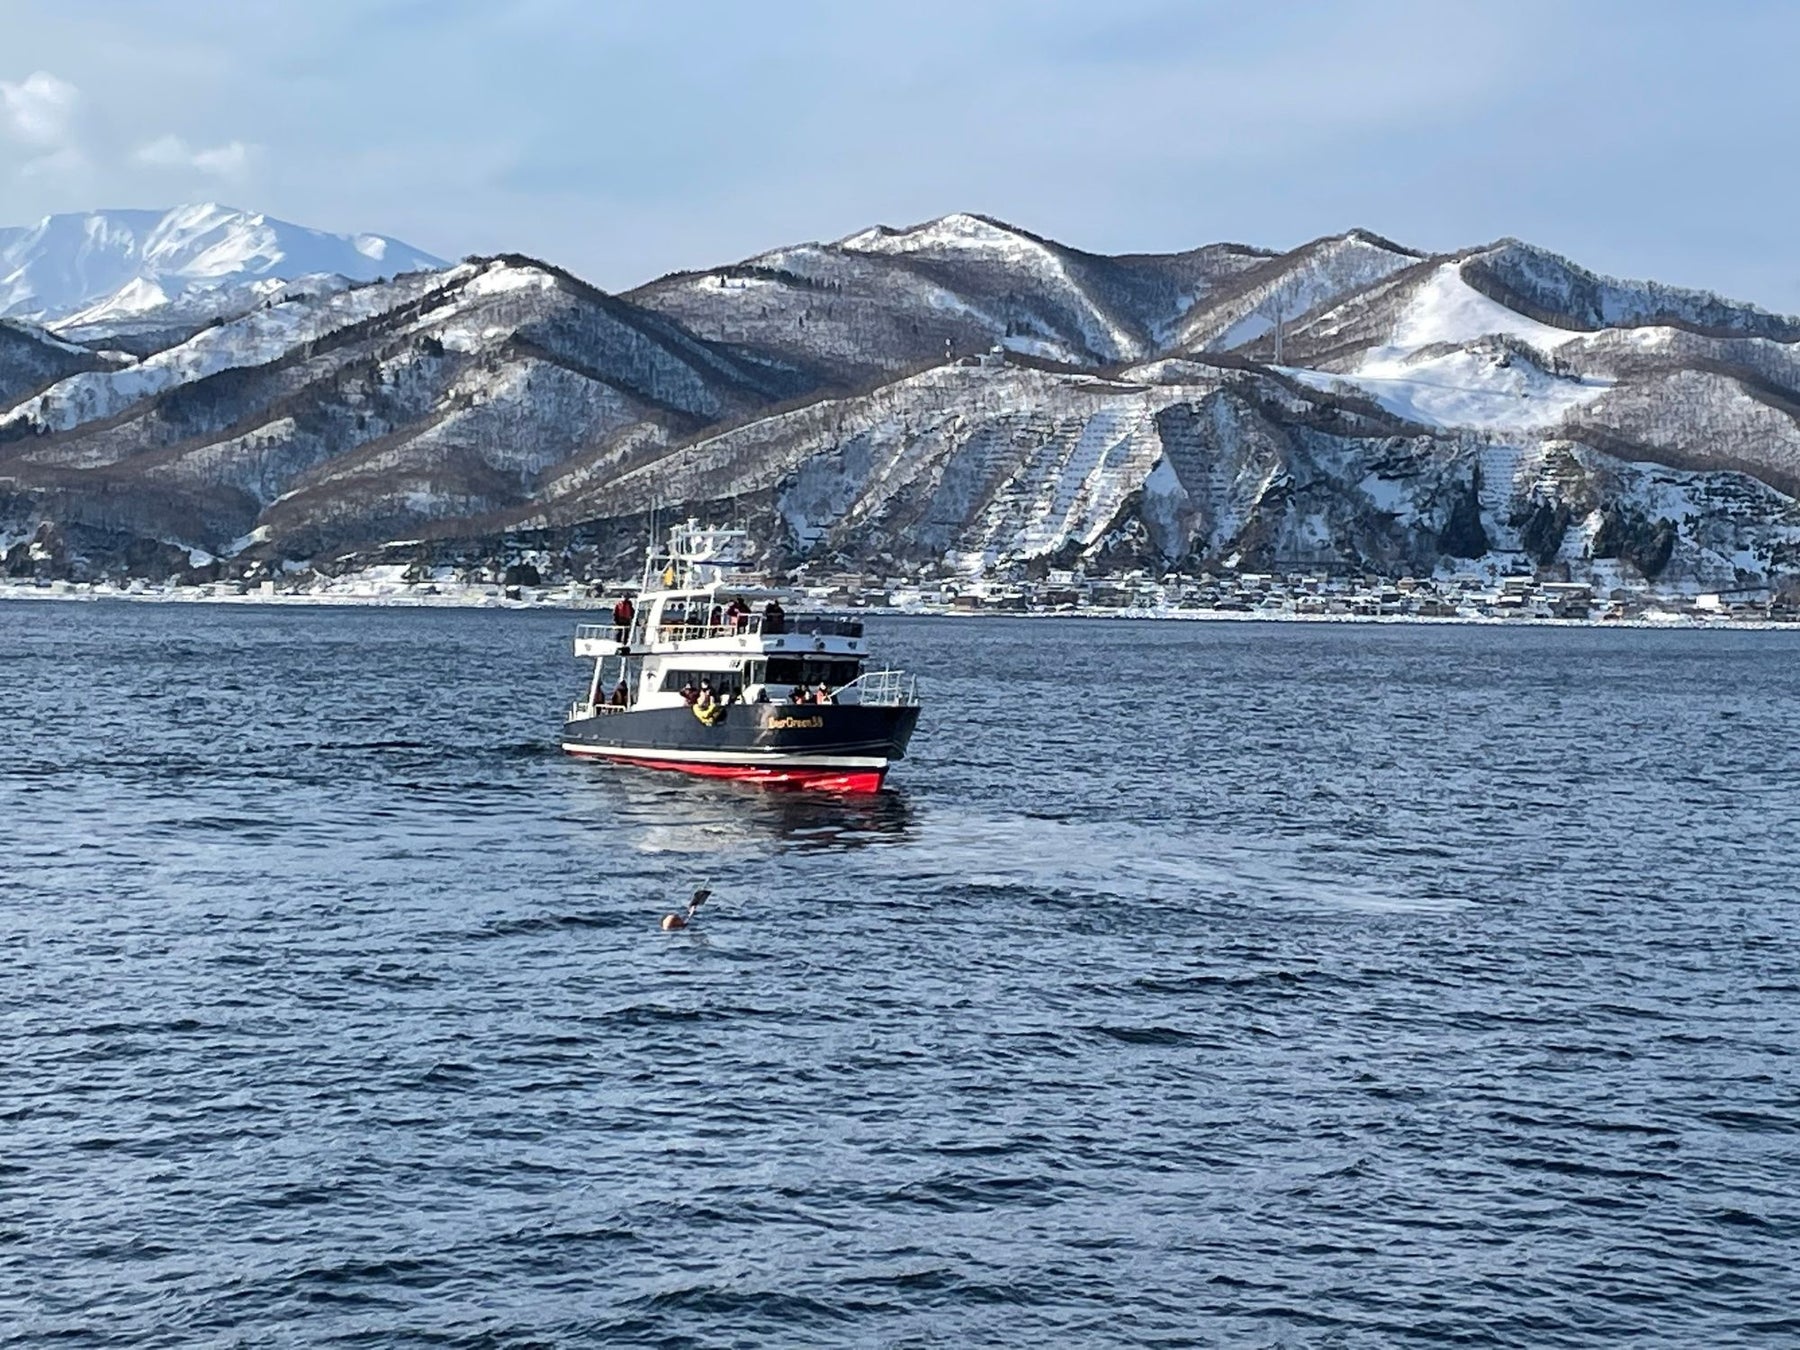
[5,577,1795,633]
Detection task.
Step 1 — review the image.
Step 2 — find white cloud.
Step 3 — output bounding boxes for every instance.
[133,133,254,178]
[17,145,87,180]
[2,70,89,186]
[0,70,79,147]
[3,71,257,191]
[192,139,251,177]
[132,133,190,167]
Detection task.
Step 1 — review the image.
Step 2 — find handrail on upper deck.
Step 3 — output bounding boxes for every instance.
[580,611,866,647]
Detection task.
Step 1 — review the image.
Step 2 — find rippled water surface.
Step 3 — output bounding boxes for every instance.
[4,602,1800,1346]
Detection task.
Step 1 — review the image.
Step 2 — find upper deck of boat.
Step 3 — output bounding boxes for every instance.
[574,602,869,659]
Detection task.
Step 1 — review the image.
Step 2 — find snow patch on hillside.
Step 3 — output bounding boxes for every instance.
[1288,346,1610,431]
[466,263,558,298]
[841,213,1029,256]
[1381,263,1587,357]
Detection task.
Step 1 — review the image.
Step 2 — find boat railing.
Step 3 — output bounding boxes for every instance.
[577,619,759,647]
[568,700,628,720]
[649,618,762,644]
[638,613,866,644]
[579,613,868,650]
[835,668,917,707]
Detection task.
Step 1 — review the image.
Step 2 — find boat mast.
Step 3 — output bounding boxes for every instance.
[640,502,659,596]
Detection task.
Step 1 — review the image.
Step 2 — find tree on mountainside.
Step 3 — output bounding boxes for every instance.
[1514,498,1573,568]
[1435,466,1490,558]
[1592,505,1678,578]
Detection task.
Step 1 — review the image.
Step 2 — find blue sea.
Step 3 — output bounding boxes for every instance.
[4,603,1798,1346]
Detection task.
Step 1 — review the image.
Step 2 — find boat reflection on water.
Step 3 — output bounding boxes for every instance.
[750,787,914,850]
[583,773,916,856]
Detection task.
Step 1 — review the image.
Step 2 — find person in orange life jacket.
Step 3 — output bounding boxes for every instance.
[612,595,634,642]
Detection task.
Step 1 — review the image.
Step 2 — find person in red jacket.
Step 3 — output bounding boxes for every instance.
[612,595,634,642]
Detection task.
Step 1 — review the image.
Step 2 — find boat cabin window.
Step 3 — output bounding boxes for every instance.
[659,668,745,696]
[753,657,862,688]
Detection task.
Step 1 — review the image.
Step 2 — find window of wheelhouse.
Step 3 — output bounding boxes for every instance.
[659,667,745,696]
[756,656,863,688]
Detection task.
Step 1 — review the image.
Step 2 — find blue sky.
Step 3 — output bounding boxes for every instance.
[3,0,1796,308]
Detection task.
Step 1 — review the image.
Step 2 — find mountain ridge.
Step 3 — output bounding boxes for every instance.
[2,208,1798,593]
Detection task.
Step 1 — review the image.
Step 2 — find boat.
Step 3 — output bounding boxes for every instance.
[561,520,922,793]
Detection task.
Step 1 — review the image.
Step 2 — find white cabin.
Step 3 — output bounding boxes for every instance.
[569,521,912,719]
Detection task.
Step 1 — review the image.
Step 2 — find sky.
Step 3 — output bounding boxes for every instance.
[2,0,1797,309]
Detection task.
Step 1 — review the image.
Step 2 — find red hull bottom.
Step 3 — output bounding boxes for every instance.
[570,749,886,794]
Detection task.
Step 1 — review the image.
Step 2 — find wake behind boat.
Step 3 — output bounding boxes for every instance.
[561,521,922,793]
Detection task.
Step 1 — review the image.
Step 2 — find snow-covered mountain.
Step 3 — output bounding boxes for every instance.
[627,211,1274,381]
[0,250,807,559]
[0,204,444,323]
[3,210,1799,593]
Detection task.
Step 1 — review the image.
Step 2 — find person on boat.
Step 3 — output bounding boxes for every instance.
[815,681,836,705]
[753,686,770,704]
[680,679,700,706]
[787,684,810,705]
[610,679,629,706]
[762,599,786,634]
[727,597,749,632]
[612,595,634,642]
[694,681,730,726]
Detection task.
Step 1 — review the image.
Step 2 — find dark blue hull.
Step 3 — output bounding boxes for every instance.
[561,702,920,792]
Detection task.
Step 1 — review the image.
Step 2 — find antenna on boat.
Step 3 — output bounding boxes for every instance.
[643,499,659,595]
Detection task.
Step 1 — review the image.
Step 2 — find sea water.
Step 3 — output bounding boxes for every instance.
[3,604,1798,1345]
